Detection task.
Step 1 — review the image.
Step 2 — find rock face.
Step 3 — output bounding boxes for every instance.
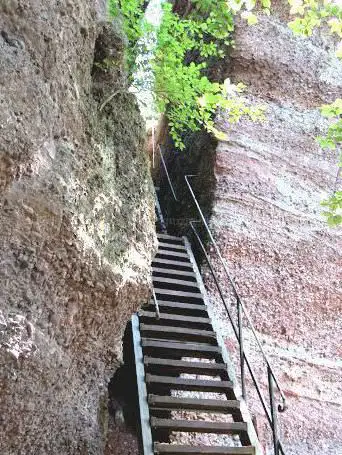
[0,1,155,454]
[207,12,342,455]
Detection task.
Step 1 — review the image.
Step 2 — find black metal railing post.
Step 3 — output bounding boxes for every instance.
[237,297,246,401]
[268,366,280,455]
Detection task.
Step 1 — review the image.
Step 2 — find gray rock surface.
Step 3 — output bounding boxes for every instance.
[0,1,156,454]
[207,12,342,455]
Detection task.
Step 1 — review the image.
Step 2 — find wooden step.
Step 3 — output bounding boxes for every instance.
[152,258,194,270]
[146,301,207,313]
[152,267,196,279]
[154,444,255,454]
[135,233,258,455]
[149,395,240,413]
[146,375,232,392]
[151,418,247,434]
[141,325,216,344]
[141,340,221,359]
[138,311,211,328]
[144,358,226,376]
[157,233,183,243]
[157,250,189,259]
[154,288,203,301]
[158,242,187,252]
[153,276,199,290]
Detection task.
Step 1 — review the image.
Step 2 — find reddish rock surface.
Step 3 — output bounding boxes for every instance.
[206,12,342,455]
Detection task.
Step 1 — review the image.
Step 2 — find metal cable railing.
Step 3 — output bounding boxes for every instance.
[152,287,160,320]
[189,220,286,455]
[156,145,287,455]
[154,186,167,234]
[158,145,178,201]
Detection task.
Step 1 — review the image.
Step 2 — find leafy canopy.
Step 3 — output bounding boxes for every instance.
[284,0,342,226]
[108,0,147,74]
[288,0,342,57]
[109,0,342,225]
[153,1,265,150]
[317,99,342,226]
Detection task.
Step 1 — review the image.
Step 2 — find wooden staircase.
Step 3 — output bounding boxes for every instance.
[132,233,261,455]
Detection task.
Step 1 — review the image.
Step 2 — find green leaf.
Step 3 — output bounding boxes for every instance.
[327,214,342,227]
[242,11,259,25]
[336,42,342,58]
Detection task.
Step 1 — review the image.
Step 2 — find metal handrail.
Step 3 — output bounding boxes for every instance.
[184,176,287,455]
[158,145,178,201]
[152,125,155,169]
[185,175,286,411]
[154,186,167,234]
[155,146,288,455]
[152,288,160,320]
[190,222,273,419]
[190,221,286,454]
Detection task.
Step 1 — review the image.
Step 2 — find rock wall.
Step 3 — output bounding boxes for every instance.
[0,1,156,454]
[206,11,342,455]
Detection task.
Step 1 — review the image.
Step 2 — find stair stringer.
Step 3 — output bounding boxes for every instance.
[183,236,263,455]
[132,314,154,455]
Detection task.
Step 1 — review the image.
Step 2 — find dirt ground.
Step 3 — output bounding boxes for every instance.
[105,415,140,455]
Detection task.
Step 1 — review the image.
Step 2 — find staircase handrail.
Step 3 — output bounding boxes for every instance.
[156,144,287,455]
